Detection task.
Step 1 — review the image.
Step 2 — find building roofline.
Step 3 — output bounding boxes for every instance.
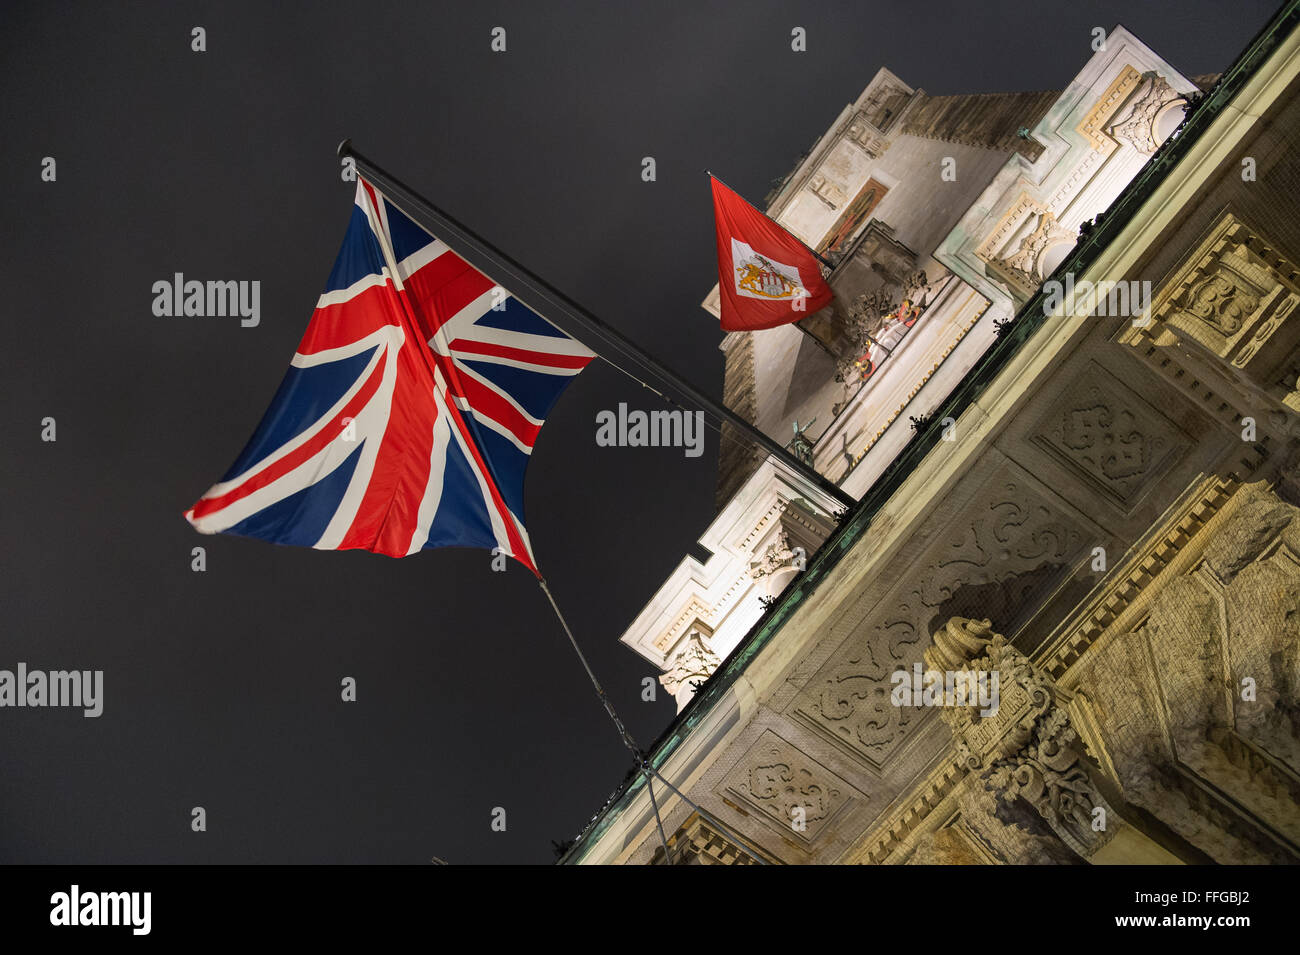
[559,0,1300,865]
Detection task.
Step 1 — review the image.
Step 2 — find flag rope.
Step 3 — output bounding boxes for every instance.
[644,770,675,864]
[536,576,769,864]
[536,577,640,753]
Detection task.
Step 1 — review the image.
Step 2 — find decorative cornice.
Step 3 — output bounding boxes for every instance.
[1077,64,1146,152]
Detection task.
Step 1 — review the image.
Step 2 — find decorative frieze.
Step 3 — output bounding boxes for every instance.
[720,730,861,844]
[792,467,1090,768]
[1030,361,1192,511]
[1144,214,1300,389]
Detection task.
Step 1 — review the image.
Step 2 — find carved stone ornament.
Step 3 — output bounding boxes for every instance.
[1134,212,1300,412]
[749,528,799,579]
[1178,269,1261,337]
[928,617,1121,859]
[659,630,721,698]
[721,730,857,842]
[835,270,931,386]
[1106,71,1182,155]
[792,471,1086,771]
[997,211,1072,279]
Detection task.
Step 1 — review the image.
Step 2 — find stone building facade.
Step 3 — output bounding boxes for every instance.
[563,6,1300,865]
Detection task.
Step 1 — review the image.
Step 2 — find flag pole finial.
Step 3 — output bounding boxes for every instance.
[336,138,353,159]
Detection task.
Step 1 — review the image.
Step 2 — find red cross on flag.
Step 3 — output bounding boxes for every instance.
[710,175,833,332]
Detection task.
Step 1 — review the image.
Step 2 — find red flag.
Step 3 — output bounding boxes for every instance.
[710,176,833,331]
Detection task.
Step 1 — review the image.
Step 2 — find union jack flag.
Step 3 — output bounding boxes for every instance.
[185,178,595,575]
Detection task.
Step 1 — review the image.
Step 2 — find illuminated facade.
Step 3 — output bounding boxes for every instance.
[565,8,1300,864]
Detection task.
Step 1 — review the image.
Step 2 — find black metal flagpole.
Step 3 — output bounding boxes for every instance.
[705,169,836,272]
[337,140,856,512]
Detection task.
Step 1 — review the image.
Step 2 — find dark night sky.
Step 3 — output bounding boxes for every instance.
[1,1,1274,863]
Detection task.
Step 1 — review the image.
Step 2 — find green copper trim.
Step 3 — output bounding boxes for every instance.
[561,0,1300,864]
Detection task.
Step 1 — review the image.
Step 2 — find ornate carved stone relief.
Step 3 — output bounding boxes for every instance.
[1079,65,1147,151]
[800,218,920,367]
[749,528,800,580]
[1030,361,1193,511]
[978,193,1046,269]
[990,210,1075,299]
[719,730,861,844]
[659,627,721,706]
[1106,71,1183,155]
[1078,65,1183,155]
[977,193,1078,302]
[1138,213,1300,414]
[790,467,1089,769]
[844,469,1287,865]
[1071,482,1300,863]
[925,617,1126,860]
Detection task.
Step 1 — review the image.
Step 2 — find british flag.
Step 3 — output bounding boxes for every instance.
[185,178,595,575]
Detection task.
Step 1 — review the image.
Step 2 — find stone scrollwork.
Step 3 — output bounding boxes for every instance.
[721,730,857,842]
[1032,362,1190,510]
[659,629,721,704]
[749,528,799,580]
[1178,269,1262,337]
[928,617,1123,859]
[984,707,1117,859]
[1144,213,1296,364]
[793,475,1086,770]
[1120,211,1300,435]
[993,210,1074,291]
[1106,71,1182,155]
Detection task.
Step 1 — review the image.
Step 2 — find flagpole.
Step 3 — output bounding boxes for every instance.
[536,574,768,865]
[337,140,855,513]
[705,170,836,272]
